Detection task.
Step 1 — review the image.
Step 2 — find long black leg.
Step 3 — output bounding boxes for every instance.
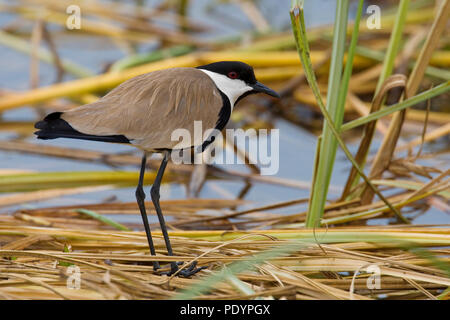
[150,151,204,277]
[136,153,160,271]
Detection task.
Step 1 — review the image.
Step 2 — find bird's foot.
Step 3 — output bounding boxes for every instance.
[159,261,206,277]
[152,261,161,271]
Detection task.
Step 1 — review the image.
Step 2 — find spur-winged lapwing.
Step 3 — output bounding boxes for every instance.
[35,61,279,277]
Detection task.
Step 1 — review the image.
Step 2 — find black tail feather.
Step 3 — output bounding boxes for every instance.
[34,112,131,144]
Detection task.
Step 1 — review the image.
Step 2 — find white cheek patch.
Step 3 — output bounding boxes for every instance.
[200,69,253,108]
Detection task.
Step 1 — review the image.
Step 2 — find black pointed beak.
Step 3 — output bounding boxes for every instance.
[251,82,280,98]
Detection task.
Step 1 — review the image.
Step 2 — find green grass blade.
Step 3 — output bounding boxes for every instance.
[354,45,450,81]
[346,0,410,194]
[172,241,307,299]
[305,0,350,228]
[341,80,450,131]
[371,179,450,199]
[375,0,410,94]
[76,209,130,231]
[290,0,408,224]
[336,0,364,118]
[407,246,450,278]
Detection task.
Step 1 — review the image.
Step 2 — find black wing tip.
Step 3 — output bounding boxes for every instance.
[34,112,63,130]
[44,111,63,120]
[34,112,131,144]
[34,121,46,130]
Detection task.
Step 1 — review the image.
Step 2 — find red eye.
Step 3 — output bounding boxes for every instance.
[228,71,238,79]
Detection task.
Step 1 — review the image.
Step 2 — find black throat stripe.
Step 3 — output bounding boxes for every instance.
[200,89,231,152]
[215,90,232,131]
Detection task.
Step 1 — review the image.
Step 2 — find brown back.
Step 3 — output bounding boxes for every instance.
[62,68,223,150]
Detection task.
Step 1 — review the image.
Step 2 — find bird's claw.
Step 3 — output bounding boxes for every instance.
[159,261,206,277]
[152,261,161,271]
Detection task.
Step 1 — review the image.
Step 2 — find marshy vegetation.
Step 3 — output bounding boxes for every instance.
[0,0,449,300]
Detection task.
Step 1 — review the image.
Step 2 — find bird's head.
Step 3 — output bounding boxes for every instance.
[196,61,280,106]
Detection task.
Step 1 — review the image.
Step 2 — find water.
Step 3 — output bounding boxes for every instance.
[0,0,447,225]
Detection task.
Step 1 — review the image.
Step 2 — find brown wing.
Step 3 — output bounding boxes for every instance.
[61,68,224,150]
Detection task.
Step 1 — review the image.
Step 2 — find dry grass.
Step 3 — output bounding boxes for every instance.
[0,196,448,300]
[0,0,448,300]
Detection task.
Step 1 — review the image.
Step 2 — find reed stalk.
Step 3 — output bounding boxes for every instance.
[302,0,349,227]
[0,30,92,78]
[0,171,163,192]
[345,0,410,196]
[290,0,407,224]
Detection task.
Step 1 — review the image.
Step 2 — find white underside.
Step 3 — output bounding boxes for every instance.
[199,69,253,108]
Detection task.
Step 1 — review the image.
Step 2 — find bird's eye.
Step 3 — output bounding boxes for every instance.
[228,71,238,79]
